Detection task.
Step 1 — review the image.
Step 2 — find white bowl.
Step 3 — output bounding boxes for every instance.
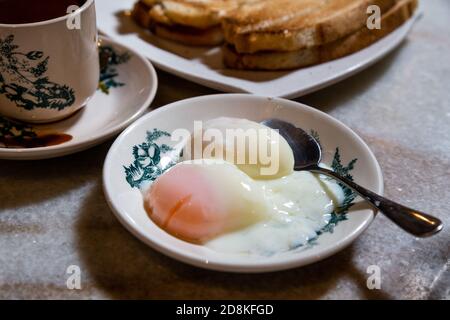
[103,94,383,273]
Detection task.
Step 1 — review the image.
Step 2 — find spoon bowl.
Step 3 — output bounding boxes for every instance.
[261,118,322,169]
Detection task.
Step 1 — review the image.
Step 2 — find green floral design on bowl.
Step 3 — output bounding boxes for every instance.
[98,45,131,95]
[124,129,176,188]
[0,116,37,143]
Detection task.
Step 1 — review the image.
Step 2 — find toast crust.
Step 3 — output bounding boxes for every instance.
[223,0,418,70]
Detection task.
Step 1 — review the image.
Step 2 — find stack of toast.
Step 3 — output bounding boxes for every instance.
[132,0,418,70]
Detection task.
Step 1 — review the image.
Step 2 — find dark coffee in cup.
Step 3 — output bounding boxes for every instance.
[0,0,86,24]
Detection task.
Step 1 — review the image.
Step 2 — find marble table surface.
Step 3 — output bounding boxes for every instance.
[1,0,449,299]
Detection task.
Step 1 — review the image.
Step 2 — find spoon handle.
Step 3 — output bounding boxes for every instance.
[305,166,443,237]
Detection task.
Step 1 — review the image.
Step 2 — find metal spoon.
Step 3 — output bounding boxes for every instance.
[262,118,443,237]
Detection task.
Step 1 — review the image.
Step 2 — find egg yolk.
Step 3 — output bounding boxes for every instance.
[144,160,267,243]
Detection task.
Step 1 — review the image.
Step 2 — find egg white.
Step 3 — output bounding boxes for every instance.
[205,169,344,255]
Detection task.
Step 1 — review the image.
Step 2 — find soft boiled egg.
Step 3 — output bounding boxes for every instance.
[186,117,295,180]
[143,118,345,255]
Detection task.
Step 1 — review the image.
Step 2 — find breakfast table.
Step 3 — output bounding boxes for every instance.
[0,0,448,299]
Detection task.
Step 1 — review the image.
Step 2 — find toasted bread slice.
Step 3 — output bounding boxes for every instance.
[223,0,400,53]
[134,0,239,29]
[132,0,240,45]
[223,0,417,70]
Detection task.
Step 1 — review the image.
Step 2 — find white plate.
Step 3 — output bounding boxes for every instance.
[103,94,383,273]
[96,0,419,98]
[0,36,157,160]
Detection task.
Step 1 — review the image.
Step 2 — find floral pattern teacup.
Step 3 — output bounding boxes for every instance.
[0,0,99,123]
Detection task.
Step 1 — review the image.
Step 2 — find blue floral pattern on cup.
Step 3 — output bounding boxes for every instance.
[0,35,75,110]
